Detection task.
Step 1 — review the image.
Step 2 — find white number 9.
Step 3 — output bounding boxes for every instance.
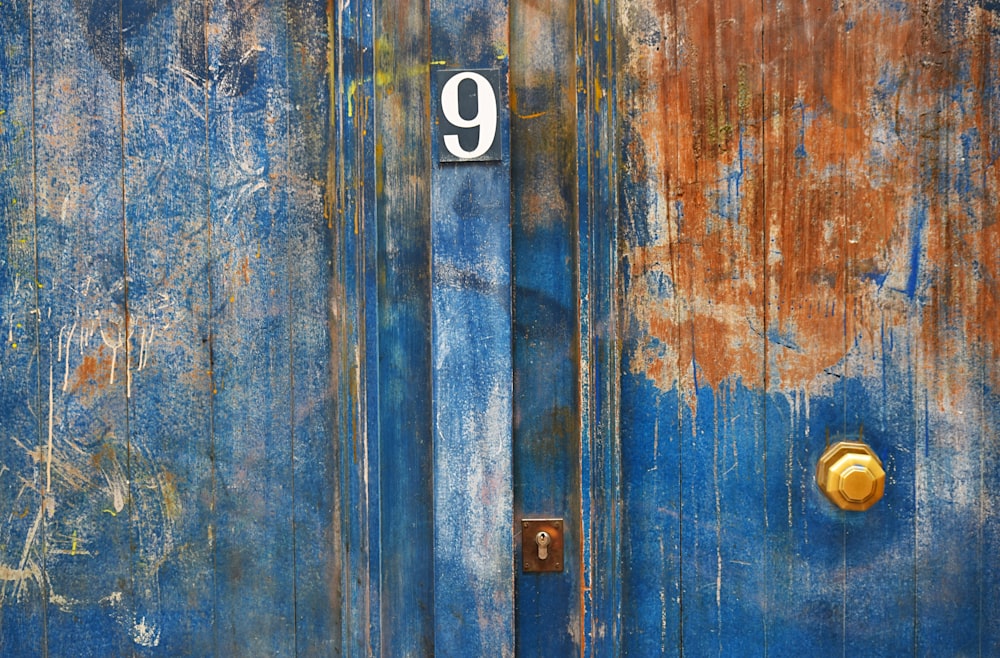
[440,71,499,160]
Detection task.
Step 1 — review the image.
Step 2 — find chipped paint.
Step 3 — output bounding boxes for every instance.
[621,1,999,397]
[616,0,999,654]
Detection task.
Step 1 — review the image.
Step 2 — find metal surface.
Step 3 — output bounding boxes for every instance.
[816,441,886,511]
[521,519,565,573]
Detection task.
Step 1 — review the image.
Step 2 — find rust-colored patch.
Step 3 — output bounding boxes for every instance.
[159,471,182,521]
[72,346,111,394]
[620,0,1000,395]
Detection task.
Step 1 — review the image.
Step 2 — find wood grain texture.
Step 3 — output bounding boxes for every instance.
[121,2,214,654]
[0,1,45,653]
[574,0,622,655]
[510,0,581,653]
[429,0,513,653]
[328,0,379,651]
[1,1,339,654]
[615,0,1000,653]
[285,1,338,654]
[207,1,297,650]
[32,0,133,652]
[374,0,435,653]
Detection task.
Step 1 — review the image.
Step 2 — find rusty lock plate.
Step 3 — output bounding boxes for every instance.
[521,519,564,573]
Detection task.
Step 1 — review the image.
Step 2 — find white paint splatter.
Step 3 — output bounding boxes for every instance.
[132,617,160,648]
[46,358,54,517]
[63,322,76,392]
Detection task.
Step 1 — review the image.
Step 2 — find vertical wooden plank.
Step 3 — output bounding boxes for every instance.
[670,3,767,654]
[207,1,294,652]
[120,2,215,653]
[838,5,916,654]
[509,0,581,654]
[911,2,966,646]
[974,7,1000,653]
[761,1,849,654]
[373,0,435,653]
[615,0,682,648]
[0,1,44,653]
[429,0,512,653]
[576,0,621,653]
[616,0,767,653]
[329,0,378,650]
[616,0,682,649]
[322,0,372,651]
[911,3,993,652]
[285,1,339,654]
[31,0,132,652]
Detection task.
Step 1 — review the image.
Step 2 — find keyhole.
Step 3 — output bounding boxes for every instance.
[535,531,551,560]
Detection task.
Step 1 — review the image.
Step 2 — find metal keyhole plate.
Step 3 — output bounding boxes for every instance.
[535,531,551,560]
[521,519,564,573]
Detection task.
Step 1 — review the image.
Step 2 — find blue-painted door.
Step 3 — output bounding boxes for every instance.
[611,1,1000,655]
[0,1,337,654]
[2,0,999,656]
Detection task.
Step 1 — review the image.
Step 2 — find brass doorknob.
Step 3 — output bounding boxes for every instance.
[815,441,885,511]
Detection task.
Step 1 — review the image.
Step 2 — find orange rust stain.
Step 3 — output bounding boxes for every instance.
[71,347,111,395]
[621,1,1000,395]
[238,255,252,285]
[159,471,182,521]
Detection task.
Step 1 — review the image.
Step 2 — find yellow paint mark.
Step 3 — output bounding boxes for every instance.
[430,60,447,66]
[15,323,21,328]
[517,111,548,120]
[327,2,336,124]
[347,80,359,118]
[102,508,118,517]
[10,343,16,349]
[71,530,78,555]
[229,295,235,304]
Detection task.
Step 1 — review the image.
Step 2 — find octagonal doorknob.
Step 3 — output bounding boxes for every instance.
[816,441,885,511]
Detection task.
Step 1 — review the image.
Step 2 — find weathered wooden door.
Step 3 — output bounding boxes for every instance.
[2,0,999,656]
[610,0,1000,655]
[1,1,339,654]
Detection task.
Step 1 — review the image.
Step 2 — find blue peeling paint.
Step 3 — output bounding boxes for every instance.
[905,199,928,300]
[863,269,889,289]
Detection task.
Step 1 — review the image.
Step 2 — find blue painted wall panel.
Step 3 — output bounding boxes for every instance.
[373,0,435,652]
[0,0,45,653]
[509,0,582,651]
[429,0,513,652]
[28,0,134,651]
[122,2,215,653]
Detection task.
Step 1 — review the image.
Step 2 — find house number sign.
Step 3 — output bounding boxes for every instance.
[435,69,503,163]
